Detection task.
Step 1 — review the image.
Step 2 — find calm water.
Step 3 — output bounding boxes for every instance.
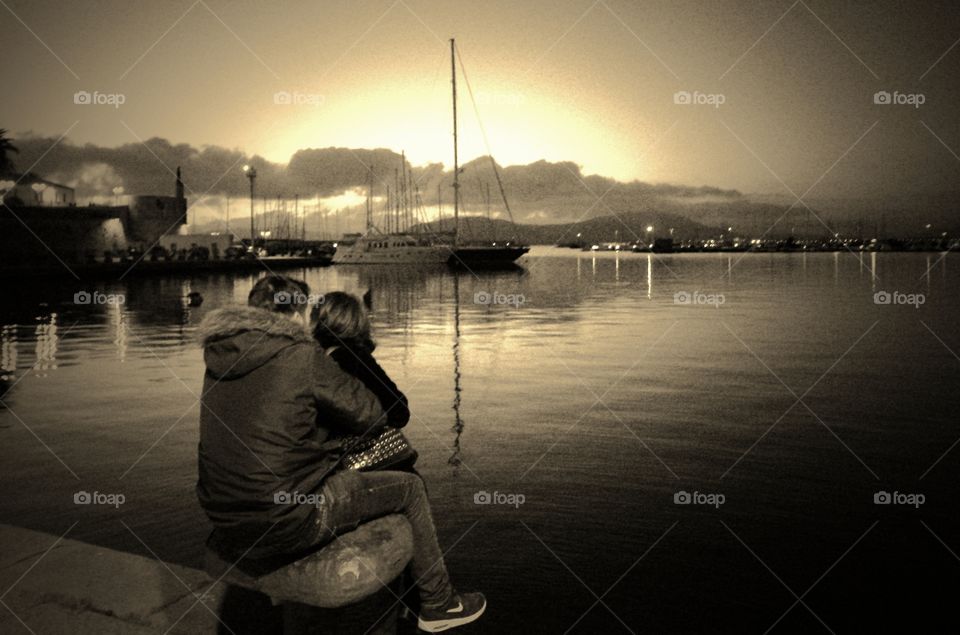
[1,247,958,633]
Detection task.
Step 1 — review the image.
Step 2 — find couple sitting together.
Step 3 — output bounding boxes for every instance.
[195,275,485,632]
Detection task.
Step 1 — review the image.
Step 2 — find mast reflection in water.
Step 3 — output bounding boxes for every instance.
[448,272,464,470]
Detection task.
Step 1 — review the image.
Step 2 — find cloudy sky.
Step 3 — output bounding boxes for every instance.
[3,0,959,227]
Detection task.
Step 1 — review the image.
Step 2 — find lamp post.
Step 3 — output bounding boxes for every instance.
[242,165,257,250]
[646,225,654,248]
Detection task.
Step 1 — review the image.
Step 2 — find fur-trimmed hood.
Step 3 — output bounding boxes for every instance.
[197,306,312,380]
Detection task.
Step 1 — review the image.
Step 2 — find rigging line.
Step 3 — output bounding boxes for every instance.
[453,42,518,229]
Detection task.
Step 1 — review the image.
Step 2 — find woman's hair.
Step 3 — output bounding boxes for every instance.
[312,291,375,353]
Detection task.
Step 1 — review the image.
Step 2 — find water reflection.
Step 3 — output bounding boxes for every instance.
[449,272,464,470]
[111,301,128,362]
[647,253,653,299]
[33,313,59,376]
[1,325,17,404]
[2,250,953,424]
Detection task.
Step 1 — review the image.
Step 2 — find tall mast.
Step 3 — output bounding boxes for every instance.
[294,193,300,243]
[451,38,459,248]
[385,185,391,233]
[408,169,415,233]
[394,168,400,234]
[366,165,373,232]
[400,151,408,233]
[437,182,443,226]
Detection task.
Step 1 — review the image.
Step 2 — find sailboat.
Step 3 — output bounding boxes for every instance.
[446,39,530,268]
[331,155,449,265]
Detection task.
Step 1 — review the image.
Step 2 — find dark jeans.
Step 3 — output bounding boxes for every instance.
[310,469,453,609]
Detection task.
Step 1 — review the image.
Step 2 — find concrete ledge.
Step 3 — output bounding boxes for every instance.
[0,523,225,634]
[0,522,414,634]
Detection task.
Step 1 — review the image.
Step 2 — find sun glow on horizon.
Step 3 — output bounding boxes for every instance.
[261,75,646,183]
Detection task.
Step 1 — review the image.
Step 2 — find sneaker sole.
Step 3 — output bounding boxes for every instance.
[417,599,486,632]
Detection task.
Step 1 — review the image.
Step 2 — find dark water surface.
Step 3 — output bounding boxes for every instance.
[1,247,958,633]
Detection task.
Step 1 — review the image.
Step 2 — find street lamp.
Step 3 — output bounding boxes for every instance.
[242,165,257,248]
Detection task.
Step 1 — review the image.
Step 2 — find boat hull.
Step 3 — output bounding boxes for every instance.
[447,245,530,267]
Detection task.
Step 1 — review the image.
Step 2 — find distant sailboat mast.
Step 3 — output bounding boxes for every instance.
[366,165,374,232]
[451,37,460,249]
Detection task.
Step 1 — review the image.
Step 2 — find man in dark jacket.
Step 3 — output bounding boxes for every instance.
[196,276,386,561]
[197,275,486,632]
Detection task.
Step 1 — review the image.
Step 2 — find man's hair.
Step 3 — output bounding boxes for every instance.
[247,275,310,314]
[312,291,375,353]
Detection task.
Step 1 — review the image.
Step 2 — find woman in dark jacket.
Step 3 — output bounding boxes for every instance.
[312,291,410,428]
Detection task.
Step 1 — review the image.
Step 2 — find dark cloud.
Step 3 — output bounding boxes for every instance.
[9,133,743,224]
[17,131,949,236]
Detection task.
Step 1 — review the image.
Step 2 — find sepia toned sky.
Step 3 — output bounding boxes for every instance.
[3,0,960,201]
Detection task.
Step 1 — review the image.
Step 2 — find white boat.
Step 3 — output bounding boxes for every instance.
[333,147,452,265]
[331,232,449,264]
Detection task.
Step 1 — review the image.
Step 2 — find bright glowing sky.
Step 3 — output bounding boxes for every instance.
[4,0,960,198]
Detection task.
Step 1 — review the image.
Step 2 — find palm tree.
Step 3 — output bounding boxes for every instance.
[0,129,19,175]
